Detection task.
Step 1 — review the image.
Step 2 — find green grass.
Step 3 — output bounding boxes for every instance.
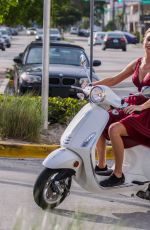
[0,95,42,142]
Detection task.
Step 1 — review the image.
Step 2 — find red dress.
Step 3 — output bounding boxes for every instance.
[104,58,150,147]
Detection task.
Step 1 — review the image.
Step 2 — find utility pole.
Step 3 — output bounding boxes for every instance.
[90,0,94,82]
[112,0,115,30]
[122,0,126,31]
[42,0,51,130]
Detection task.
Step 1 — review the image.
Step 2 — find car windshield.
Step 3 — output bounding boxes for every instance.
[26,46,86,66]
[0,30,7,35]
[107,33,124,38]
[37,30,43,35]
[50,29,59,35]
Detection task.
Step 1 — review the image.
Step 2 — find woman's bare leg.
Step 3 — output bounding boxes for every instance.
[96,134,106,168]
[108,122,128,177]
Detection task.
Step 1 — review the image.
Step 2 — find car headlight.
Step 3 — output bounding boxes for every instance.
[90,86,105,104]
[21,73,41,83]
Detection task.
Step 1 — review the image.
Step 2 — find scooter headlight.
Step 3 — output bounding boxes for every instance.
[90,86,105,104]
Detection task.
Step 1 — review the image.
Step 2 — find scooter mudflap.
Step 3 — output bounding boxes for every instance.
[136,190,150,200]
[136,183,150,201]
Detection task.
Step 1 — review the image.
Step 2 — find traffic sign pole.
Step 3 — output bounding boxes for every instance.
[90,0,94,82]
[42,0,51,130]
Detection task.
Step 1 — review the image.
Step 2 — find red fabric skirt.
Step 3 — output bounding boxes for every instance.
[103,95,150,147]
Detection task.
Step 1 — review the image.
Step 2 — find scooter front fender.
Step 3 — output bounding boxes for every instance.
[43,148,82,178]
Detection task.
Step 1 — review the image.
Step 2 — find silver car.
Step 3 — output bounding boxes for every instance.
[36,28,62,41]
[88,31,106,45]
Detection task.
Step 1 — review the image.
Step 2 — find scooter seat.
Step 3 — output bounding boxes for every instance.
[122,136,142,148]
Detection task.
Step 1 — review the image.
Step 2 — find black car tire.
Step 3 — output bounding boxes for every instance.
[7,44,11,48]
[2,47,5,51]
[122,47,127,52]
[102,46,106,51]
[17,84,25,95]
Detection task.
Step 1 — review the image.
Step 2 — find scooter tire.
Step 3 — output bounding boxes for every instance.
[33,168,72,210]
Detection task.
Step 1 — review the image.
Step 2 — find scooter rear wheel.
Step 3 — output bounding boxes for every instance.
[33,168,72,209]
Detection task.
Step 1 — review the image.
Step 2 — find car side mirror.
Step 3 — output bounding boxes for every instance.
[93,60,101,66]
[13,56,22,64]
[80,54,87,67]
[141,86,150,98]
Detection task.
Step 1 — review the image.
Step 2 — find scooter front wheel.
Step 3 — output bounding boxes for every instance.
[33,168,72,210]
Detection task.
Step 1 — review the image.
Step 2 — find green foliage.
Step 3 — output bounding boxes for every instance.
[104,20,116,31]
[0,95,87,141]
[52,0,81,29]
[133,31,141,43]
[5,67,15,80]
[3,0,43,27]
[0,95,42,141]
[79,17,89,29]
[0,0,18,24]
[48,97,87,124]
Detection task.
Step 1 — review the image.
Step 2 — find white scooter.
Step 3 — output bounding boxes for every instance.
[33,56,150,210]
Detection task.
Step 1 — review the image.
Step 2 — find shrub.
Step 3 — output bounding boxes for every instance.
[48,97,87,124]
[0,95,87,141]
[0,95,42,142]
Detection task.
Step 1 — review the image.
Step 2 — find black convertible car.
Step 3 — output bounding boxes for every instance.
[13,41,101,97]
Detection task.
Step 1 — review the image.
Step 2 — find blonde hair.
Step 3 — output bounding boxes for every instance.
[144,28,150,39]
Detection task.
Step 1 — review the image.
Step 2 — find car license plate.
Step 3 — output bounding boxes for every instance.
[113,39,118,43]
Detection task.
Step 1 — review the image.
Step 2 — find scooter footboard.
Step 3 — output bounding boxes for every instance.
[43,148,82,178]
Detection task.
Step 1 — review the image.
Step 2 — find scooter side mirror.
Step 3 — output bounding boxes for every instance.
[141,86,150,98]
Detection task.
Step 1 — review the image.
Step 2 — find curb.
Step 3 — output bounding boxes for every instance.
[0,142,113,160]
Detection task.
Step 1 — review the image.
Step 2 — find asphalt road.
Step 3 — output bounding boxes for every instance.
[0,158,150,230]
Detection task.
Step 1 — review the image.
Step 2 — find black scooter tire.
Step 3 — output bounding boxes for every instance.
[33,168,72,210]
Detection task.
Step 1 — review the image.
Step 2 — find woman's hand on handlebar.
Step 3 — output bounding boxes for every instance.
[123,105,143,114]
[81,80,92,89]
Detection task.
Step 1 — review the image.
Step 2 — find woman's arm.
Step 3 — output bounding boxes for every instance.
[92,59,137,87]
[141,99,150,110]
[124,99,150,114]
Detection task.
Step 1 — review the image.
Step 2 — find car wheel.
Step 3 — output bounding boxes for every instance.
[17,84,25,95]
[102,46,106,51]
[2,46,5,51]
[122,47,127,52]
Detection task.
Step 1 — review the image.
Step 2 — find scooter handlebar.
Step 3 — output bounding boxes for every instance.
[71,85,92,96]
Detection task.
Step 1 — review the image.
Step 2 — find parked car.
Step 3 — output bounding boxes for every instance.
[122,32,139,44]
[26,27,37,35]
[13,41,101,97]
[50,28,62,41]
[35,28,62,41]
[0,30,11,48]
[88,31,106,45]
[35,28,43,40]
[78,29,89,37]
[102,32,127,51]
[10,27,18,36]
[0,36,5,51]
[70,27,78,34]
